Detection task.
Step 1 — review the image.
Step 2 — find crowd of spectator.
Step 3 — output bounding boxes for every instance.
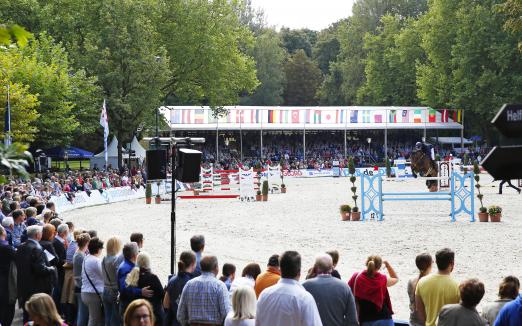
[1,209,521,326]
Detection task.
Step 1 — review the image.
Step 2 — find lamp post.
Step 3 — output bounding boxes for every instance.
[367,137,372,165]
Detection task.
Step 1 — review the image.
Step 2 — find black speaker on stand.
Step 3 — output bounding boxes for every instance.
[175,148,202,183]
[146,149,167,180]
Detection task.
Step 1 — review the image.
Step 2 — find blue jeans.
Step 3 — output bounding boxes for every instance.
[102,289,121,326]
[361,320,394,326]
[76,292,89,326]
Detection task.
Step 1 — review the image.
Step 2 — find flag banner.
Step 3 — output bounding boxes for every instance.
[171,109,182,124]
[313,110,321,124]
[350,110,358,123]
[321,110,337,124]
[268,110,276,123]
[100,99,109,167]
[235,110,245,123]
[374,113,383,123]
[453,109,462,123]
[362,111,371,123]
[291,110,300,123]
[339,109,346,124]
[389,110,397,123]
[401,110,409,123]
[183,110,192,123]
[250,109,259,123]
[207,110,217,123]
[279,110,290,123]
[305,109,311,123]
[441,109,449,123]
[428,108,436,123]
[195,109,205,124]
[414,109,422,123]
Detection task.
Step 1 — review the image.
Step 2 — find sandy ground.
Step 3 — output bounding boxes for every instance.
[63,174,522,321]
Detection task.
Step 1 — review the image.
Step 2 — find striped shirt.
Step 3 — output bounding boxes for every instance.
[177,272,231,325]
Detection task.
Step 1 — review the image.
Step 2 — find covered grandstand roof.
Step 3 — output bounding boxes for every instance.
[160,106,463,131]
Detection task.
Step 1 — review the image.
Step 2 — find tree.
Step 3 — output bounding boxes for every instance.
[283,50,323,106]
[313,22,342,74]
[499,0,522,50]
[241,28,286,106]
[0,23,32,46]
[280,28,317,57]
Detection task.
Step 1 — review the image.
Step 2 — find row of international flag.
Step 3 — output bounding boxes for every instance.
[170,108,463,124]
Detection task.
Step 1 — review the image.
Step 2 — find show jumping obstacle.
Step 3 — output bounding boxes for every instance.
[359,169,475,222]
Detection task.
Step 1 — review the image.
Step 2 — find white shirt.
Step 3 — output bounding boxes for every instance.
[224,312,255,326]
[81,254,104,294]
[255,278,322,326]
[229,276,255,295]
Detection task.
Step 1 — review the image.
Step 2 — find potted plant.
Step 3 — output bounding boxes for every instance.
[348,157,361,221]
[488,205,502,222]
[473,161,487,222]
[145,182,152,204]
[281,183,286,193]
[256,190,262,201]
[262,180,269,201]
[339,204,351,221]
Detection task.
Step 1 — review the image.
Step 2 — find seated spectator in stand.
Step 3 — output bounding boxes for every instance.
[225,286,257,326]
[190,235,205,276]
[256,251,322,326]
[254,254,281,298]
[16,225,57,323]
[130,232,144,250]
[230,263,261,294]
[303,253,358,326]
[124,299,155,326]
[482,276,520,325]
[25,293,67,326]
[125,252,165,326]
[220,263,237,291]
[0,225,16,326]
[438,279,487,326]
[177,255,231,325]
[25,206,40,226]
[348,255,399,326]
[415,248,460,326]
[102,236,124,326]
[327,250,342,279]
[118,242,154,317]
[408,253,433,326]
[164,251,196,326]
[493,285,522,326]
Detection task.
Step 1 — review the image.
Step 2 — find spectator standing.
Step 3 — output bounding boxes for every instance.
[0,225,16,326]
[81,237,105,326]
[219,263,237,291]
[12,209,26,248]
[438,279,487,326]
[493,289,522,326]
[102,236,124,326]
[256,251,322,326]
[24,293,67,326]
[327,250,342,279]
[230,263,261,294]
[303,253,358,326]
[2,216,14,247]
[74,233,91,326]
[125,252,165,325]
[407,253,433,326]
[482,276,520,325]
[348,256,399,326]
[225,286,257,326]
[53,223,69,313]
[254,254,281,298]
[163,251,196,326]
[190,235,205,276]
[415,248,460,326]
[130,232,144,250]
[16,225,57,322]
[177,255,231,325]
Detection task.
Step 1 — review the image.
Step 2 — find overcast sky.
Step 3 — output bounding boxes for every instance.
[251,0,355,31]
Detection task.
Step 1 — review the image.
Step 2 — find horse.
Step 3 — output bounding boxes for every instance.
[410,150,438,191]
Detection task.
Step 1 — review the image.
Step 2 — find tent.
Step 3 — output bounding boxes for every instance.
[90,136,122,169]
[45,146,94,159]
[126,136,146,162]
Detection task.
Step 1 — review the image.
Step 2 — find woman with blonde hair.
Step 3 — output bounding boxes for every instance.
[348,255,399,326]
[126,252,164,325]
[25,293,67,326]
[224,286,256,326]
[102,236,123,326]
[124,299,155,326]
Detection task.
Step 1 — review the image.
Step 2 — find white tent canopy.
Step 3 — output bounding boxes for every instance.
[90,136,121,169]
[126,136,146,161]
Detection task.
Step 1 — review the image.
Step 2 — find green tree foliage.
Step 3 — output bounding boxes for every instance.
[499,0,522,50]
[283,50,323,106]
[0,23,32,46]
[357,15,423,105]
[241,29,286,105]
[313,22,342,74]
[280,28,317,57]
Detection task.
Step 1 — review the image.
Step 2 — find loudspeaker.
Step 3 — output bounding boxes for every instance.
[176,148,202,183]
[146,150,167,180]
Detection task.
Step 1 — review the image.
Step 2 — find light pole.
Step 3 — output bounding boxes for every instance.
[367,137,372,165]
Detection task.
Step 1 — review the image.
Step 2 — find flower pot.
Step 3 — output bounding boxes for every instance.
[145,197,152,204]
[155,196,161,204]
[490,213,501,222]
[340,212,351,221]
[281,187,287,194]
[262,194,268,202]
[256,194,262,201]
[193,190,200,196]
[478,212,489,222]
[351,211,361,221]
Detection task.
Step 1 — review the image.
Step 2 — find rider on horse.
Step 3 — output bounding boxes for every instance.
[415,141,435,162]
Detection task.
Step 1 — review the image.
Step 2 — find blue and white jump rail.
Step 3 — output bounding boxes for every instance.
[358,170,475,222]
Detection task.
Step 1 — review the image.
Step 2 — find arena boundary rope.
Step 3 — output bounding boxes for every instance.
[360,170,475,222]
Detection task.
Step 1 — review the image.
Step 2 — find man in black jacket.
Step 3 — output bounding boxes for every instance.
[0,225,16,326]
[15,225,57,322]
[52,223,69,312]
